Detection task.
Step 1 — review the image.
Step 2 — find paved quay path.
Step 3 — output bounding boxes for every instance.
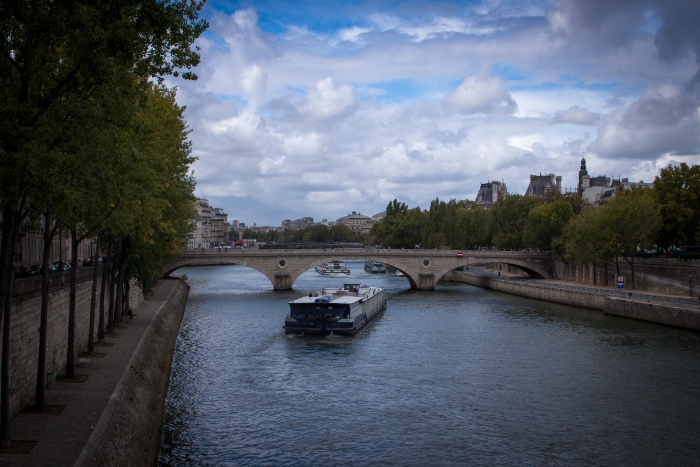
[0,278,180,467]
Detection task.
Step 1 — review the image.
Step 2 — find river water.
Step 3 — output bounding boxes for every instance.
[158,262,700,466]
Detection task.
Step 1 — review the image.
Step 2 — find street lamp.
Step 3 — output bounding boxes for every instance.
[284,228,288,251]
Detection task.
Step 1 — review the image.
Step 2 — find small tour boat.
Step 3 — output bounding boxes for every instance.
[364,261,386,273]
[394,270,405,277]
[315,260,350,275]
[284,283,386,335]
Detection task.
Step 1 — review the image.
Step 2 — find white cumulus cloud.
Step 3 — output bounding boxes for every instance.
[301,77,357,119]
[551,105,600,125]
[283,133,322,157]
[444,72,518,116]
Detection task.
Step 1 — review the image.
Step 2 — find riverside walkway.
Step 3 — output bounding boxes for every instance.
[0,277,180,467]
[465,268,698,306]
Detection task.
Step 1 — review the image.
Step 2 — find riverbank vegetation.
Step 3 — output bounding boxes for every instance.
[370,163,700,285]
[0,1,207,446]
[240,223,358,244]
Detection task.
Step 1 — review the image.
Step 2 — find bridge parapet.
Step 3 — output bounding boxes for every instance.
[164,249,553,290]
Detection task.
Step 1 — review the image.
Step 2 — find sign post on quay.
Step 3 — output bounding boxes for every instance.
[617,275,624,295]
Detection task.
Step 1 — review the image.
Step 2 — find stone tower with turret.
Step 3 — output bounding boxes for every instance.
[578,157,588,193]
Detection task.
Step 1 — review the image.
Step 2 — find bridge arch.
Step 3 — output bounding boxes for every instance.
[302,257,419,289]
[430,257,551,285]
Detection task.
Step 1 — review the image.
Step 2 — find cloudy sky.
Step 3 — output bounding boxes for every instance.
[169,0,700,226]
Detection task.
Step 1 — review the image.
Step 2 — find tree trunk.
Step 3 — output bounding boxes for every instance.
[35,205,58,410]
[107,238,120,333]
[124,280,131,318]
[624,255,636,290]
[87,234,101,354]
[605,262,609,286]
[0,205,15,448]
[593,262,597,286]
[114,237,129,325]
[65,229,80,379]
[98,233,112,343]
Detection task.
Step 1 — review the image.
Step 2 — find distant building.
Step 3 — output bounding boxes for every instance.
[616,178,654,190]
[282,217,315,230]
[188,199,230,249]
[211,207,229,246]
[526,173,562,198]
[578,157,589,191]
[9,214,81,267]
[578,157,654,205]
[336,211,372,235]
[581,173,612,205]
[475,180,507,209]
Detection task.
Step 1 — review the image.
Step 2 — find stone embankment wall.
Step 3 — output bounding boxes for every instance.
[444,271,607,310]
[553,260,697,295]
[444,271,700,331]
[604,297,700,330]
[0,268,143,419]
[74,278,189,467]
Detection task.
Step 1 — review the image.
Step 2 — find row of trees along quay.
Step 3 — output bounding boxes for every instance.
[237,223,360,244]
[366,163,699,284]
[0,1,208,448]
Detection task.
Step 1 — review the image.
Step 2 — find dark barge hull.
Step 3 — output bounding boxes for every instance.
[284,300,386,336]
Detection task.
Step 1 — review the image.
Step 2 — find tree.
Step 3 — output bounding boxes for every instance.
[242,229,259,240]
[371,204,426,249]
[0,1,206,446]
[329,224,354,242]
[229,229,240,241]
[306,224,330,243]
[490,195,543,250]
[523,200,574,250]
[385,199,408,218]
[654,163,700,248]
[422,198,470,249]
[455,205,492,248]
[556,206,617,285]
[603,188,662,289]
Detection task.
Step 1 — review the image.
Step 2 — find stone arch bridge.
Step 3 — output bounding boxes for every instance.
[163,249,554,291]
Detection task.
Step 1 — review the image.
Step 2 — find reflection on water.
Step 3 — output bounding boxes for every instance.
[159,262,700,467]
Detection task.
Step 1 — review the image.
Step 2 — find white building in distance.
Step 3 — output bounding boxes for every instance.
[188,199,230,249]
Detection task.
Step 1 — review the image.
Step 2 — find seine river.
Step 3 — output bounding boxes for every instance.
[158,262,700,466]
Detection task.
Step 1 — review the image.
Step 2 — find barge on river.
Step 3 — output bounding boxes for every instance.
[284,283,385,335]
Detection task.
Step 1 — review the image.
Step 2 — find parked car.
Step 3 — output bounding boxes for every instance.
[50,261,71,272]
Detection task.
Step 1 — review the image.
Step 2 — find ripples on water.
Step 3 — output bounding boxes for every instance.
[159,263,700,466]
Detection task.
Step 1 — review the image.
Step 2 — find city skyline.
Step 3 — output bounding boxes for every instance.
[167,0,700,226]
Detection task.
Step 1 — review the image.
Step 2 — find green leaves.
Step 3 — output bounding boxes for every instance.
[654,163,700,247]
[371,204,426,249]
[523,200,574,251]
[490,194,543,250]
